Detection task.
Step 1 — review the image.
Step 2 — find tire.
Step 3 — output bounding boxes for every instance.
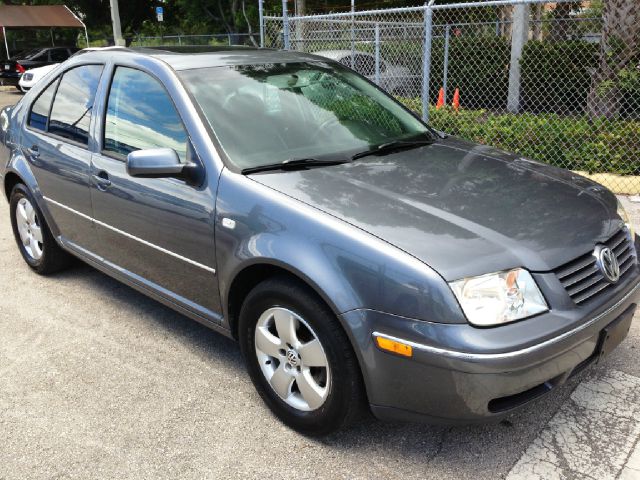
[239,276,366,436]
[9,183,71,275]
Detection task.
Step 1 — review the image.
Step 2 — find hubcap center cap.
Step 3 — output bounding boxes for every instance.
[286,349,300,367]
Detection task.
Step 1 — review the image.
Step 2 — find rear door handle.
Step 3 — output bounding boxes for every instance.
[27,145,39,158]
[93,171,111,190]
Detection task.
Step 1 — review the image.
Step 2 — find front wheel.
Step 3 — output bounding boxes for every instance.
[239,277,366,435]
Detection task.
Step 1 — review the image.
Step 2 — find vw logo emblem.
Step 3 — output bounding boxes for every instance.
[594,245,620,283]
[286,350,299,366]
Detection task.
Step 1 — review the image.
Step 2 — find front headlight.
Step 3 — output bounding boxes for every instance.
[449,268,548,327]
[617,199,636,238]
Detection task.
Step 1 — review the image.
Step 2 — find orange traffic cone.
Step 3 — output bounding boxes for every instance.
[436,87,445,109]
[452,88,460,111]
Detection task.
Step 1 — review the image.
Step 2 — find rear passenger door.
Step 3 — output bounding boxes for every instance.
[89,66,220,319]
[22,64,103,249]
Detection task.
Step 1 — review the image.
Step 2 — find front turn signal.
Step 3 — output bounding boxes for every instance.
[375,336,413,357]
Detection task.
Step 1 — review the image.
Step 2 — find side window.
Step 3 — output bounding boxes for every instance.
[48,65,103,145]
[50,49,68,62]
[28,78,59,131]
[103,67,188,162]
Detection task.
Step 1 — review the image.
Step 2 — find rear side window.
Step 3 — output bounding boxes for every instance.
[48,64,103,145]
[28,78,59,131]
[103,67,188,162]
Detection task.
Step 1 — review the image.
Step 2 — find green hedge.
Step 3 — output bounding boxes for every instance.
[520,41,599,114]
[400,99,640,175]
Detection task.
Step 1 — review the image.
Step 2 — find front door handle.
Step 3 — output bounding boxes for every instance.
[27,145,39,158]
[93,171,111,190]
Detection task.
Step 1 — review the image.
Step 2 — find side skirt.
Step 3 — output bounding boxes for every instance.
[60,237,233,340]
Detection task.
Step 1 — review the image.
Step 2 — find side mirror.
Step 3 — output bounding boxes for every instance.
[126,148,184,178]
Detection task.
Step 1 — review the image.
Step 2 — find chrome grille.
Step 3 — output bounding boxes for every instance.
[555,229,637,305]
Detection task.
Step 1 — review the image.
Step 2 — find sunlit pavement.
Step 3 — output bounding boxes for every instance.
[0,90,638,479]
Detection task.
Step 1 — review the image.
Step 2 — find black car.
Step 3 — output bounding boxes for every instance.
[0,47,79,89]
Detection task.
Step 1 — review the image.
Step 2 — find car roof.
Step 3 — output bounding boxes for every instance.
[72,46,329,71]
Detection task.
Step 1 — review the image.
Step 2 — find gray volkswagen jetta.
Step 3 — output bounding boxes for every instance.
[0,47,638,435]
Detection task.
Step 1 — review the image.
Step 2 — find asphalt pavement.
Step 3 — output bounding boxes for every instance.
[0,90,639,480]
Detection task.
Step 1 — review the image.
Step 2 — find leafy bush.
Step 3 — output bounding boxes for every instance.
[400,99,640,175]
[520,41,599,114]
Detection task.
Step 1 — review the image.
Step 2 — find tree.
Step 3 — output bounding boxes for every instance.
[587,0,640,118]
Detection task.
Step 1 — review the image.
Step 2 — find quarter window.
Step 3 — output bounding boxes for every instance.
[28,78,59,131]
[48,65,103,145]
[103,67,188,162]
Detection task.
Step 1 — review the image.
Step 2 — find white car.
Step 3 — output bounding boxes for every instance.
[18,63,58,93]
[313,49,419,96]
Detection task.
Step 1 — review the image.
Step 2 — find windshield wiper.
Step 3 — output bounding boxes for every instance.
[351,138,435,161]
[241,157,351,175]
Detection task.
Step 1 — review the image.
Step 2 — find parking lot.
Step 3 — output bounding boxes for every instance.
[0,89,639,480]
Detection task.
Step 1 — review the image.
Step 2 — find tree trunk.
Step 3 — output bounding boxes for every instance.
[587,0,640,119]
[532,4,542,41]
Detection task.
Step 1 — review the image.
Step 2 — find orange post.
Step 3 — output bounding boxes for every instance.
[436,87,445,109]
[452,88,460,111]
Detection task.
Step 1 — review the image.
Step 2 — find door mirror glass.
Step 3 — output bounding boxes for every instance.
[126,148,184,178]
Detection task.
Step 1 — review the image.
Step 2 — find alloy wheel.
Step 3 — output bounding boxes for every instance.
[15,197,43,261]
[254,307,330,411]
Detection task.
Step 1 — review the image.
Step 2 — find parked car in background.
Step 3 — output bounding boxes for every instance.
[18,63,58,93]
[0,47,78,90]
[314,49,419,96]
[0,48,638,436]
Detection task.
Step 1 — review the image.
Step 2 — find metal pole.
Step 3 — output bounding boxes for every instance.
[350,0,355,69]
[109,0,125,46]
[507,3,529,113]
[2,27,9,60]
[421,1,435,122]
[282,0,290,50]
[374,23,380,85]
[443,24,450,105]
[259,0,265,47]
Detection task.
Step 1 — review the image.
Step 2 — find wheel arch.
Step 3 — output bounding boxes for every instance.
[3,170,23,201]
[225,260,343,341]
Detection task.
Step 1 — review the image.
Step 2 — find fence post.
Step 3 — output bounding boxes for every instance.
[282,0,290,50]
[443,24,450,105]
[507,3,529,113]
[259,0,265,47]
[350,0,355,69]
[374,23,380,85]
[421,1,435,123]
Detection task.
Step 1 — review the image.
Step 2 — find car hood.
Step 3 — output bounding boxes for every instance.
[250,137,621,281]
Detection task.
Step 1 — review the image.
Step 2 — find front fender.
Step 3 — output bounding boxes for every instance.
[215,169,466,326]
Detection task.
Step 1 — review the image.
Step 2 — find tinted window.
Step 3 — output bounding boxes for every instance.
[103,67,188,162]
[28,78,59,131]
[49,65,103,145]
[50,49,68,62]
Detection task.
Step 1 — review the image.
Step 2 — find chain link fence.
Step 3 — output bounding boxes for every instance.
[263,0,640,193]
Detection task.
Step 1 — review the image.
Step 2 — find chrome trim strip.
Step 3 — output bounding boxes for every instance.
[43,196,216,275]
[373,280,640,362]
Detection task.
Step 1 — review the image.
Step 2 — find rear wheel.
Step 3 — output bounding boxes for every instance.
[239,276,365,435]
[9,183,71,274]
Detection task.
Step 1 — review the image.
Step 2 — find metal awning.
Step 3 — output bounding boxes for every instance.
[0,5,88,58]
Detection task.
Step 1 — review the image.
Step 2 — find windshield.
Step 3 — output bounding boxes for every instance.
[180,62,433,170]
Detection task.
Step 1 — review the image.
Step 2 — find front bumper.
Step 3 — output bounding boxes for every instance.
[342,272,640,423]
